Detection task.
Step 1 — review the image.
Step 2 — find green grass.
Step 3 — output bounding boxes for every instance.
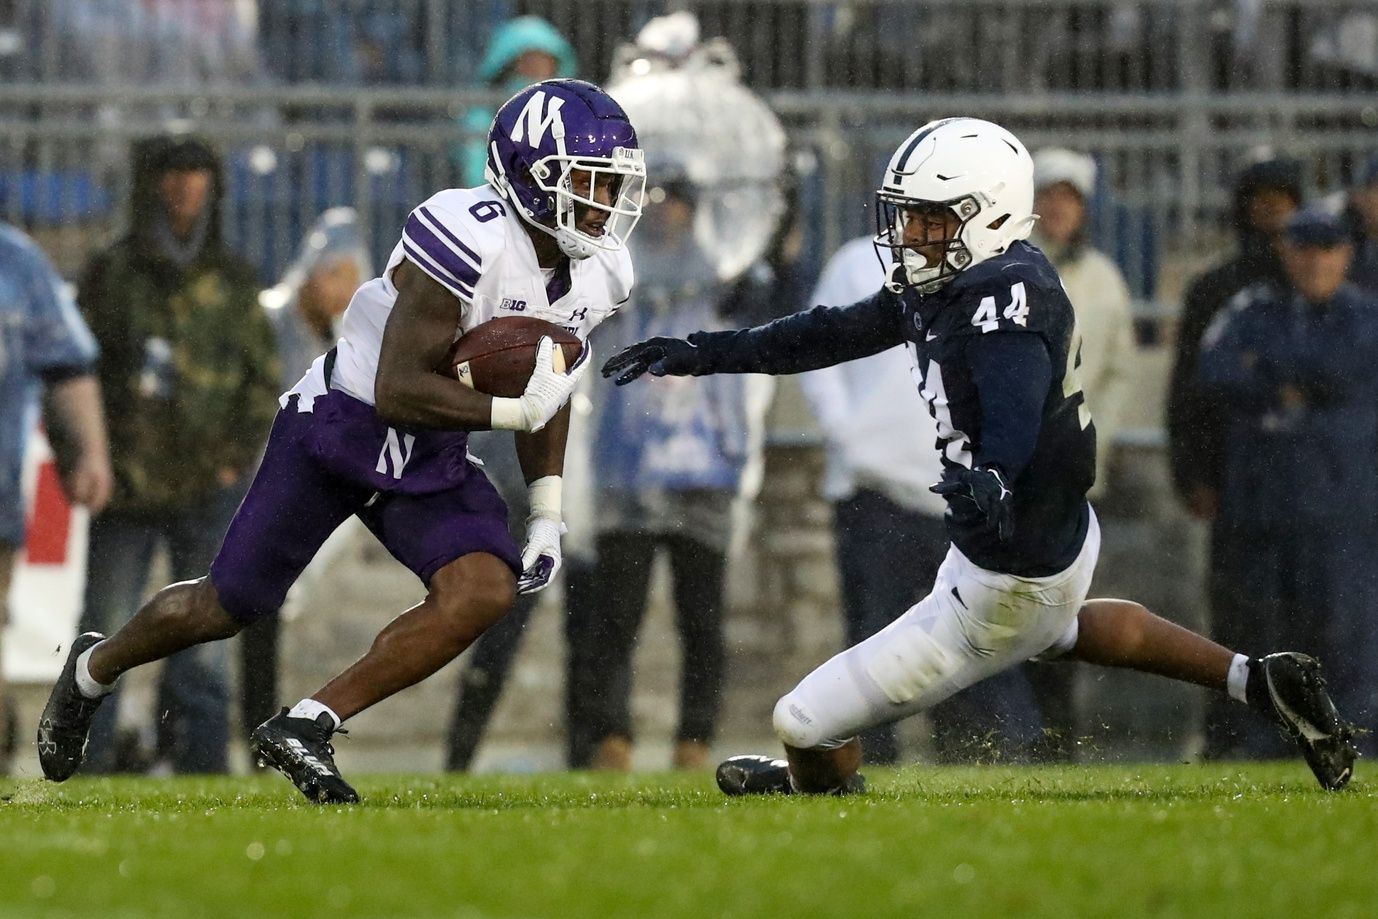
[1,764,1373,918]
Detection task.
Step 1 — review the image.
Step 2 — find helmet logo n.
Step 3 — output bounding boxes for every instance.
[510,91,566,148]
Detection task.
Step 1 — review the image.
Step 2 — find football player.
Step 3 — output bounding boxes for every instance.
[37,80,646,803]
[603,117,1358,794]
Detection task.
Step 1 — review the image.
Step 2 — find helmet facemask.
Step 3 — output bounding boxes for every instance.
[875,193,983,294]
[528,147,646,259]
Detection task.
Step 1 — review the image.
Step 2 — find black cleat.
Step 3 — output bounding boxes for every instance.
[250,709,359,804]
[717,755,793,796]
[1252,653,1358,791]
[37,632,109,781]
[716,754,867,796]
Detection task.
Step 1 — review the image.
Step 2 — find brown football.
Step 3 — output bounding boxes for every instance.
[442,316,584,398]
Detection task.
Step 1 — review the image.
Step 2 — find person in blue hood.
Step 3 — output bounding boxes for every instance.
[455,17,577,186]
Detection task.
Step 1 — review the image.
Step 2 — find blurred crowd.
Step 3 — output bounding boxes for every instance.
[4,4,1378,775]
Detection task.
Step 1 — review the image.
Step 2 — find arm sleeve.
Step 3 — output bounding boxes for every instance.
[965,332,1052,480]
[400,202,483,303]
[22,246,97,379]
[1167,279,1232,493]
[685,287,905,376]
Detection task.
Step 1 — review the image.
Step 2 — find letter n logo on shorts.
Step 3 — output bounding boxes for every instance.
[376,428,416,480]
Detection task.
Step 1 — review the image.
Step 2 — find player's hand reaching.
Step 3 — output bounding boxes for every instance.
[491,337,592,433]
[518,515,566,595]
[930,465,1015,542]
[601,336,703,385]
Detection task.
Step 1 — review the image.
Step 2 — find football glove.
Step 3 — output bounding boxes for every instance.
[518,515,566,595]
[930,465,1015,542]
[491,337,591,433]
[601,336,703,386]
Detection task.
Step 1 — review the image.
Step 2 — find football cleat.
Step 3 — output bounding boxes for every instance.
[36,631,109,782]
[1252,652,1358,791]
[250,709,359,804]
[716,754,867,796]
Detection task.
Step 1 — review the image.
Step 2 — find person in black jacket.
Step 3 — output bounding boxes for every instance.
[1166,157,1302,759]
[1168,158,1302,519]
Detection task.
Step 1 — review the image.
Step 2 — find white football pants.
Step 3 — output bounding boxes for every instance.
[774,509,1100,750]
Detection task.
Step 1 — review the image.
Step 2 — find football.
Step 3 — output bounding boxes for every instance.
[442,316,584,398]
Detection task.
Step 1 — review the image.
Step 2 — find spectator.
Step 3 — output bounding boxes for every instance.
[444,399,605,772]
[582,182,768,772]
[0,223,111,771]
[1168,157,1302,519]
[1165,156,1301,759]
[455,17,577,186]
[244,208,369,737]
[1341,154,1378,293]
[77,135,278,775]
[1028,148,1137,759]
[799,238,1045,765]
[1196,207,1378,756]
[1031,148,1137,499]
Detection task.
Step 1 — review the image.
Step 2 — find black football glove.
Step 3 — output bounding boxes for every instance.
[600,336,704,386]
[930,465,1015,542]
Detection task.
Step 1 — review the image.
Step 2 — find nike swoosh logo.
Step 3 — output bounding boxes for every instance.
[925,331,938,342]
[1268,673,1330,742]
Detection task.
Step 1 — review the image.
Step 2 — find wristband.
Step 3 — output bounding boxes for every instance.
[527,475,563,522]
[490,396,526,431]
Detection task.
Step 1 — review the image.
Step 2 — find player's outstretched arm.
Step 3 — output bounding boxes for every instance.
[375,260,508,430]
[601,288,906,386]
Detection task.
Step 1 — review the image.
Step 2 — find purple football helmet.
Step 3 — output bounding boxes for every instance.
[485,79,646,259]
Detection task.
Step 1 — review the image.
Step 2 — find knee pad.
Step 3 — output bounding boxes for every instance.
[864,620,962,705]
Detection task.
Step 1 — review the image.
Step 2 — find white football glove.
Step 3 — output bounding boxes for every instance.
[518,515,566,595]
[490,337,591,433]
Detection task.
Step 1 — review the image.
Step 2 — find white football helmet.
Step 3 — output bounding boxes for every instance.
[875,117,1037,293]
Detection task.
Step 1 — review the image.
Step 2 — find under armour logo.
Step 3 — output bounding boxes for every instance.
[510,91,566,148]
[375,428,416,480]
[568,307,588,322]
[37,720,58,755]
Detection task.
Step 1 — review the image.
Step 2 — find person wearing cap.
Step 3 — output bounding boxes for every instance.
[454,17,577,187]
[75,134,278,774]
[1026,148,1138,757]
[1196,206,1378,758]
[1166,157,1302,758]
[1030,149,1136,501]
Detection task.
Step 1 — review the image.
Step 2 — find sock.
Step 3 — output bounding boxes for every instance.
[288,698,342,730]
[1226,653,1251,705]
[74,643,115,699]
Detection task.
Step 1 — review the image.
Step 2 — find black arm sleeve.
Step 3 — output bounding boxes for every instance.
[685,287,905,376]
[966,333,1052,481]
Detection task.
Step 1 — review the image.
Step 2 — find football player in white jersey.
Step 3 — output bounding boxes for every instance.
[37,80,646,803]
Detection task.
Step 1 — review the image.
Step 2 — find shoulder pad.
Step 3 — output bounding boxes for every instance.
[944,246,1069,338]
[399,187,508,301]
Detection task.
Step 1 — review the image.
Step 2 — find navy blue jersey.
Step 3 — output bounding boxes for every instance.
[686,241,1095,576]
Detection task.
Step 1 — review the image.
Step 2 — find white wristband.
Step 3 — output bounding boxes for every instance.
[490,396,526,431]
[527,475,563,522]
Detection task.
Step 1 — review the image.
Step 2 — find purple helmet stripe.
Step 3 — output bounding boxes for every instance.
[402,240,475,300]
[403,214,481,289]
[419,206,483,269]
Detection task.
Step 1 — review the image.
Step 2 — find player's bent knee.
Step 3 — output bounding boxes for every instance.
[428,554,516,637]
[158,577,245,642]
[773,693,828,750]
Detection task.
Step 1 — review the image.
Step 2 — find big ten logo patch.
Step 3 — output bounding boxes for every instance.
[500,298,527,312]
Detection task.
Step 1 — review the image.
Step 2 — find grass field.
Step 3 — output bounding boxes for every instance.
[1,763,1373,918]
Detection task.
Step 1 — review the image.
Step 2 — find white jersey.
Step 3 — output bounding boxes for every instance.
[284,184,634,410]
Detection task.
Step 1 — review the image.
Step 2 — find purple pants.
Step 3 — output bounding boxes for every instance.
[209,390,521,623]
